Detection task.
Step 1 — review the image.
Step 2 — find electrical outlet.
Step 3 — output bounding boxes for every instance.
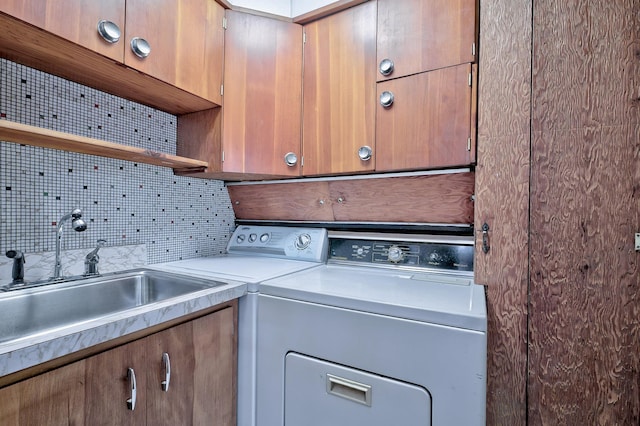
[636,233,640,251]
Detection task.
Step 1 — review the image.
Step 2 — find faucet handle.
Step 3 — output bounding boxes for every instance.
[84,240,107,276]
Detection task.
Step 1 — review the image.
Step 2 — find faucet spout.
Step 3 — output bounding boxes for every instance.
[51,208,87,281]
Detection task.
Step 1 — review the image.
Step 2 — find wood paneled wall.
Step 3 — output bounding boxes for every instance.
[474,0,531,424]
[528,1,640,423]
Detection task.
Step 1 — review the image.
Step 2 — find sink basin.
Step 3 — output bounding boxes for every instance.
[0,269,226,345]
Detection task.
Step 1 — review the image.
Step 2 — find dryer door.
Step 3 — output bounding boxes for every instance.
[285,352,432,426]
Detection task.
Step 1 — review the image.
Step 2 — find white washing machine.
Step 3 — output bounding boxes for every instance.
[151,225,328,426]
[256,232,487,425]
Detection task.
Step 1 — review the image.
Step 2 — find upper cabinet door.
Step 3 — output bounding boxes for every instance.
[376,0,477,81]
[222,11,303,177]
[375,63,474,172]
[0,0,125,63]
[302,1,377,176]
[124,0,225,105]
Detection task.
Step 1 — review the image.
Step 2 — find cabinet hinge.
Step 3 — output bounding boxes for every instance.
[220,84,224,96]
[467,137,471,151]
[301,156,304,167]
[222,16,227,29]
[472,42,476,57]
[222,151,225,162]
[468,73,472,87]
[303,32,306,44]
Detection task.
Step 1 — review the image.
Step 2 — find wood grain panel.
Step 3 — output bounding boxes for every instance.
[229,172,474,224]
[375,64,473,172]
[329,172,474,223]
[475,0,532,424]
[302,1,376,176]
[223,11,303,177]
[474,134,530,425]
[376,0,477,81]
[228,181,334,221]
[532,1,640,132]
[476,0,532,139]
[191,306,237,425]
[176,108,223,173]
[0,12,216,114]
[0,361,86,425]
[529,125,640,424]
[0,0,125,63]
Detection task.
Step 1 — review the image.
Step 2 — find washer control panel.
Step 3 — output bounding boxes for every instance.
[329,235,473,272]
[227,225,328,262]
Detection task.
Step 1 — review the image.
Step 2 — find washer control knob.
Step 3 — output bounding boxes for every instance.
[248,233,257,243]
[295,233,312,250]
[387,245,404,263]
[260,233,270,243]
[236,234,246,244]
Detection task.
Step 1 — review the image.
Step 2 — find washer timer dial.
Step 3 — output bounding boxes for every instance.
[295,233,312,250]
[387,245,405,263]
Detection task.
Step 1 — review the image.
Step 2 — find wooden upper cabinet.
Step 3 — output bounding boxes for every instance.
[376,0,477,81]
[222,11,303,177]
[124,0,225,105]
[375,63,475,172]
[302,1,377,176]
[0,0,125,63]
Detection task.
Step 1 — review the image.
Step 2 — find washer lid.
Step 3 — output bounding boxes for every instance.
[260,264,487,332]
[153,255,322,283]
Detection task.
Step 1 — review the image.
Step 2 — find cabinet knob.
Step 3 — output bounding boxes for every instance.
[379,91,395,108]
[130,37,151,58]
[97,20,121,44]
[379,58,394,76]
[358,146,372,161]
[284,152,298,167]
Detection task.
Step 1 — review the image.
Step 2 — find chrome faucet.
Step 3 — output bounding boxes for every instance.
[5,250,25,288]
[84,239,107,276]
[51,208,87,281]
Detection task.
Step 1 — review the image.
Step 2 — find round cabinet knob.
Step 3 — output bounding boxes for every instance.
[387,245,404,263]
[380,91,395,108]
[358,146,372,161]
[295,233,311,250]
[97,20,121,43]
[379,58,394,76]
[130,37,151,58]
[284,152,298,167]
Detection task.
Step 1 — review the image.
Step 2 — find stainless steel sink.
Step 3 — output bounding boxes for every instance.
[0,269,225,345]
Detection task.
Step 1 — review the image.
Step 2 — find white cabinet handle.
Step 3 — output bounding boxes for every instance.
[326,374,372,406]
[126,367,137,411]
[97,20,121,43]
[130,37,151,58]
[161,352,171,392]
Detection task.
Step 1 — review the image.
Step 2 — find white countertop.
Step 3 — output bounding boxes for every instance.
[0,267,246,378]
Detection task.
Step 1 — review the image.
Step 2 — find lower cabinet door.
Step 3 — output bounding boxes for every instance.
[285,352,431,426]
[85,340,148,426]
[0,360,86,426]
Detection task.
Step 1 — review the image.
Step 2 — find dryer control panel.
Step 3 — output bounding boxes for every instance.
[227,225,328,262]
[328,233,473,272]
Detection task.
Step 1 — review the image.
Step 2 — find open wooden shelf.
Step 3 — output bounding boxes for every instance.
[0,120,208,171]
